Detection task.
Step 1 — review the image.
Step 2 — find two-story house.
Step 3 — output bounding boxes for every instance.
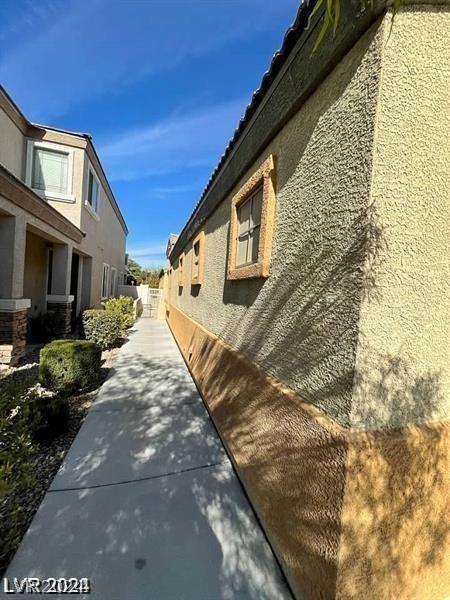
[0,86,128,365]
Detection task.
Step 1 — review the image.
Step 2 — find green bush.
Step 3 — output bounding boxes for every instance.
[39,339,102,393]
[103,295,134,330]
[82,309,123,349]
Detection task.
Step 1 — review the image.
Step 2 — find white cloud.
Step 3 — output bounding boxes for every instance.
[97,97,247,182]
[0,0,298,120]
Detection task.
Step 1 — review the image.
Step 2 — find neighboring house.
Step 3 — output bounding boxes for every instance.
[165,3,449,600]
[0,86,128,365]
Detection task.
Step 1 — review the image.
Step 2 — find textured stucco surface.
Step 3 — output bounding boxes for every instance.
[167,305,450,600]
[0,108,25,179]
[169,21,384,428]
[23,231,48,317]
[350,6,450,429]
[169,7,449,431]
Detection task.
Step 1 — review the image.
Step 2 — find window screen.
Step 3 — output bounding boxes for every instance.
[236,186,262,267]
[32,147,69,194]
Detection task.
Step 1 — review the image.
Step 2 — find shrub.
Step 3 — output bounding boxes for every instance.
[26,384,69,441]
[39,339,102,393]
[82,309,123,349]
[103,295,134,330]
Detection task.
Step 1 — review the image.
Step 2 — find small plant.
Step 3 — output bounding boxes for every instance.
[82,309,123,349]
[0,380,36,501]
[103,295,134,330]
[39,339,102,393]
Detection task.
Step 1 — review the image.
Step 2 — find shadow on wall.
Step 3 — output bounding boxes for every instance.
[212,22,387,428]
[185,325,449,598]
[222,198,385,427]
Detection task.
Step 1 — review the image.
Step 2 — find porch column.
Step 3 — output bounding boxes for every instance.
[46,243,74,337]
[0,215,30,365]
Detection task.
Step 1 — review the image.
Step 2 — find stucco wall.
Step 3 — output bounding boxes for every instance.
[350,5,450,429]
[169,19,384,428]
[79,178,127,307]
[169,7,449,432]
[23,231,48,317]
[35,130,127,307]
[0,109,24,179]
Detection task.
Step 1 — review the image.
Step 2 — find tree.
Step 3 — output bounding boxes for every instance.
[127,258,163,287]
[141,268,162,288]
[127,258,143,283]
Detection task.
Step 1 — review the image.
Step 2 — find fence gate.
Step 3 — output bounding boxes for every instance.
[141,286,163,318]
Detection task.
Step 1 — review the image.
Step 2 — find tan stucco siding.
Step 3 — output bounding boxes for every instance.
[0,108,24,179]
[167,304,450,600]
[350,6,450,429]
[23,231,48,317]
[80,182,126,306]
[169,20,384,428]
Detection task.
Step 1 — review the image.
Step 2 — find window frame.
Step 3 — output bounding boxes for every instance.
[227,155,276,280]
[178,253,185,288]
[101,263,110,299]
[191,231,205,286]
[85,162,101,219]
[110,267,117,297]
[26,139,75,202]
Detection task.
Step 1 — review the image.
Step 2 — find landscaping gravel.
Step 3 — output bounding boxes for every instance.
[0,346,121,576]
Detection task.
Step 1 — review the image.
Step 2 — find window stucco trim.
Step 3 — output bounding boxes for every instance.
[227,154,276,280]
[191,231,205,286]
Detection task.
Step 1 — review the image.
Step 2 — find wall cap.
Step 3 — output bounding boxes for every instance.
[46,295,74,304]
[0,298,31,312]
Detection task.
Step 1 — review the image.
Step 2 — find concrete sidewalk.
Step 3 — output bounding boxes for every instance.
[5,319,292,600]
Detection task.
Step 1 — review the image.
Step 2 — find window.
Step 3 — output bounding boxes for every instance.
[26,140,74,201]
[110,268,117,297]
[178,253,184,287]
[191,231,205,286]
[102,263,110,299]
[87,167,100,213]
[32,147,68,194]
[236,185,262,267]
[227,155,276,280]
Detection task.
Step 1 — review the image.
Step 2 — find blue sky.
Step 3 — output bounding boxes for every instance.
[0,0,299,267]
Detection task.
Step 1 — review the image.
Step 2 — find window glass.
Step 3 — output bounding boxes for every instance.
[32,147,68,194]
[102,264,109,298]
[192,242,200,279]
[236,186,262,267]
[88,170,99,212]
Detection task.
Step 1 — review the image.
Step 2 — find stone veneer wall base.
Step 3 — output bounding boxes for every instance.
[0,309,28,365]
[166,303,450,600]
[46,302,72,338]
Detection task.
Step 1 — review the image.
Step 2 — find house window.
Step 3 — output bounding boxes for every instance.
[191,231,205,286]
[87,167,100,213]
[236,185,262,267]
[110,267,117,297]
[178,253,184,287]
[32,147,69,194]
[102,263,110,299]
[26,140,74,201]
[227,155,276,280]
